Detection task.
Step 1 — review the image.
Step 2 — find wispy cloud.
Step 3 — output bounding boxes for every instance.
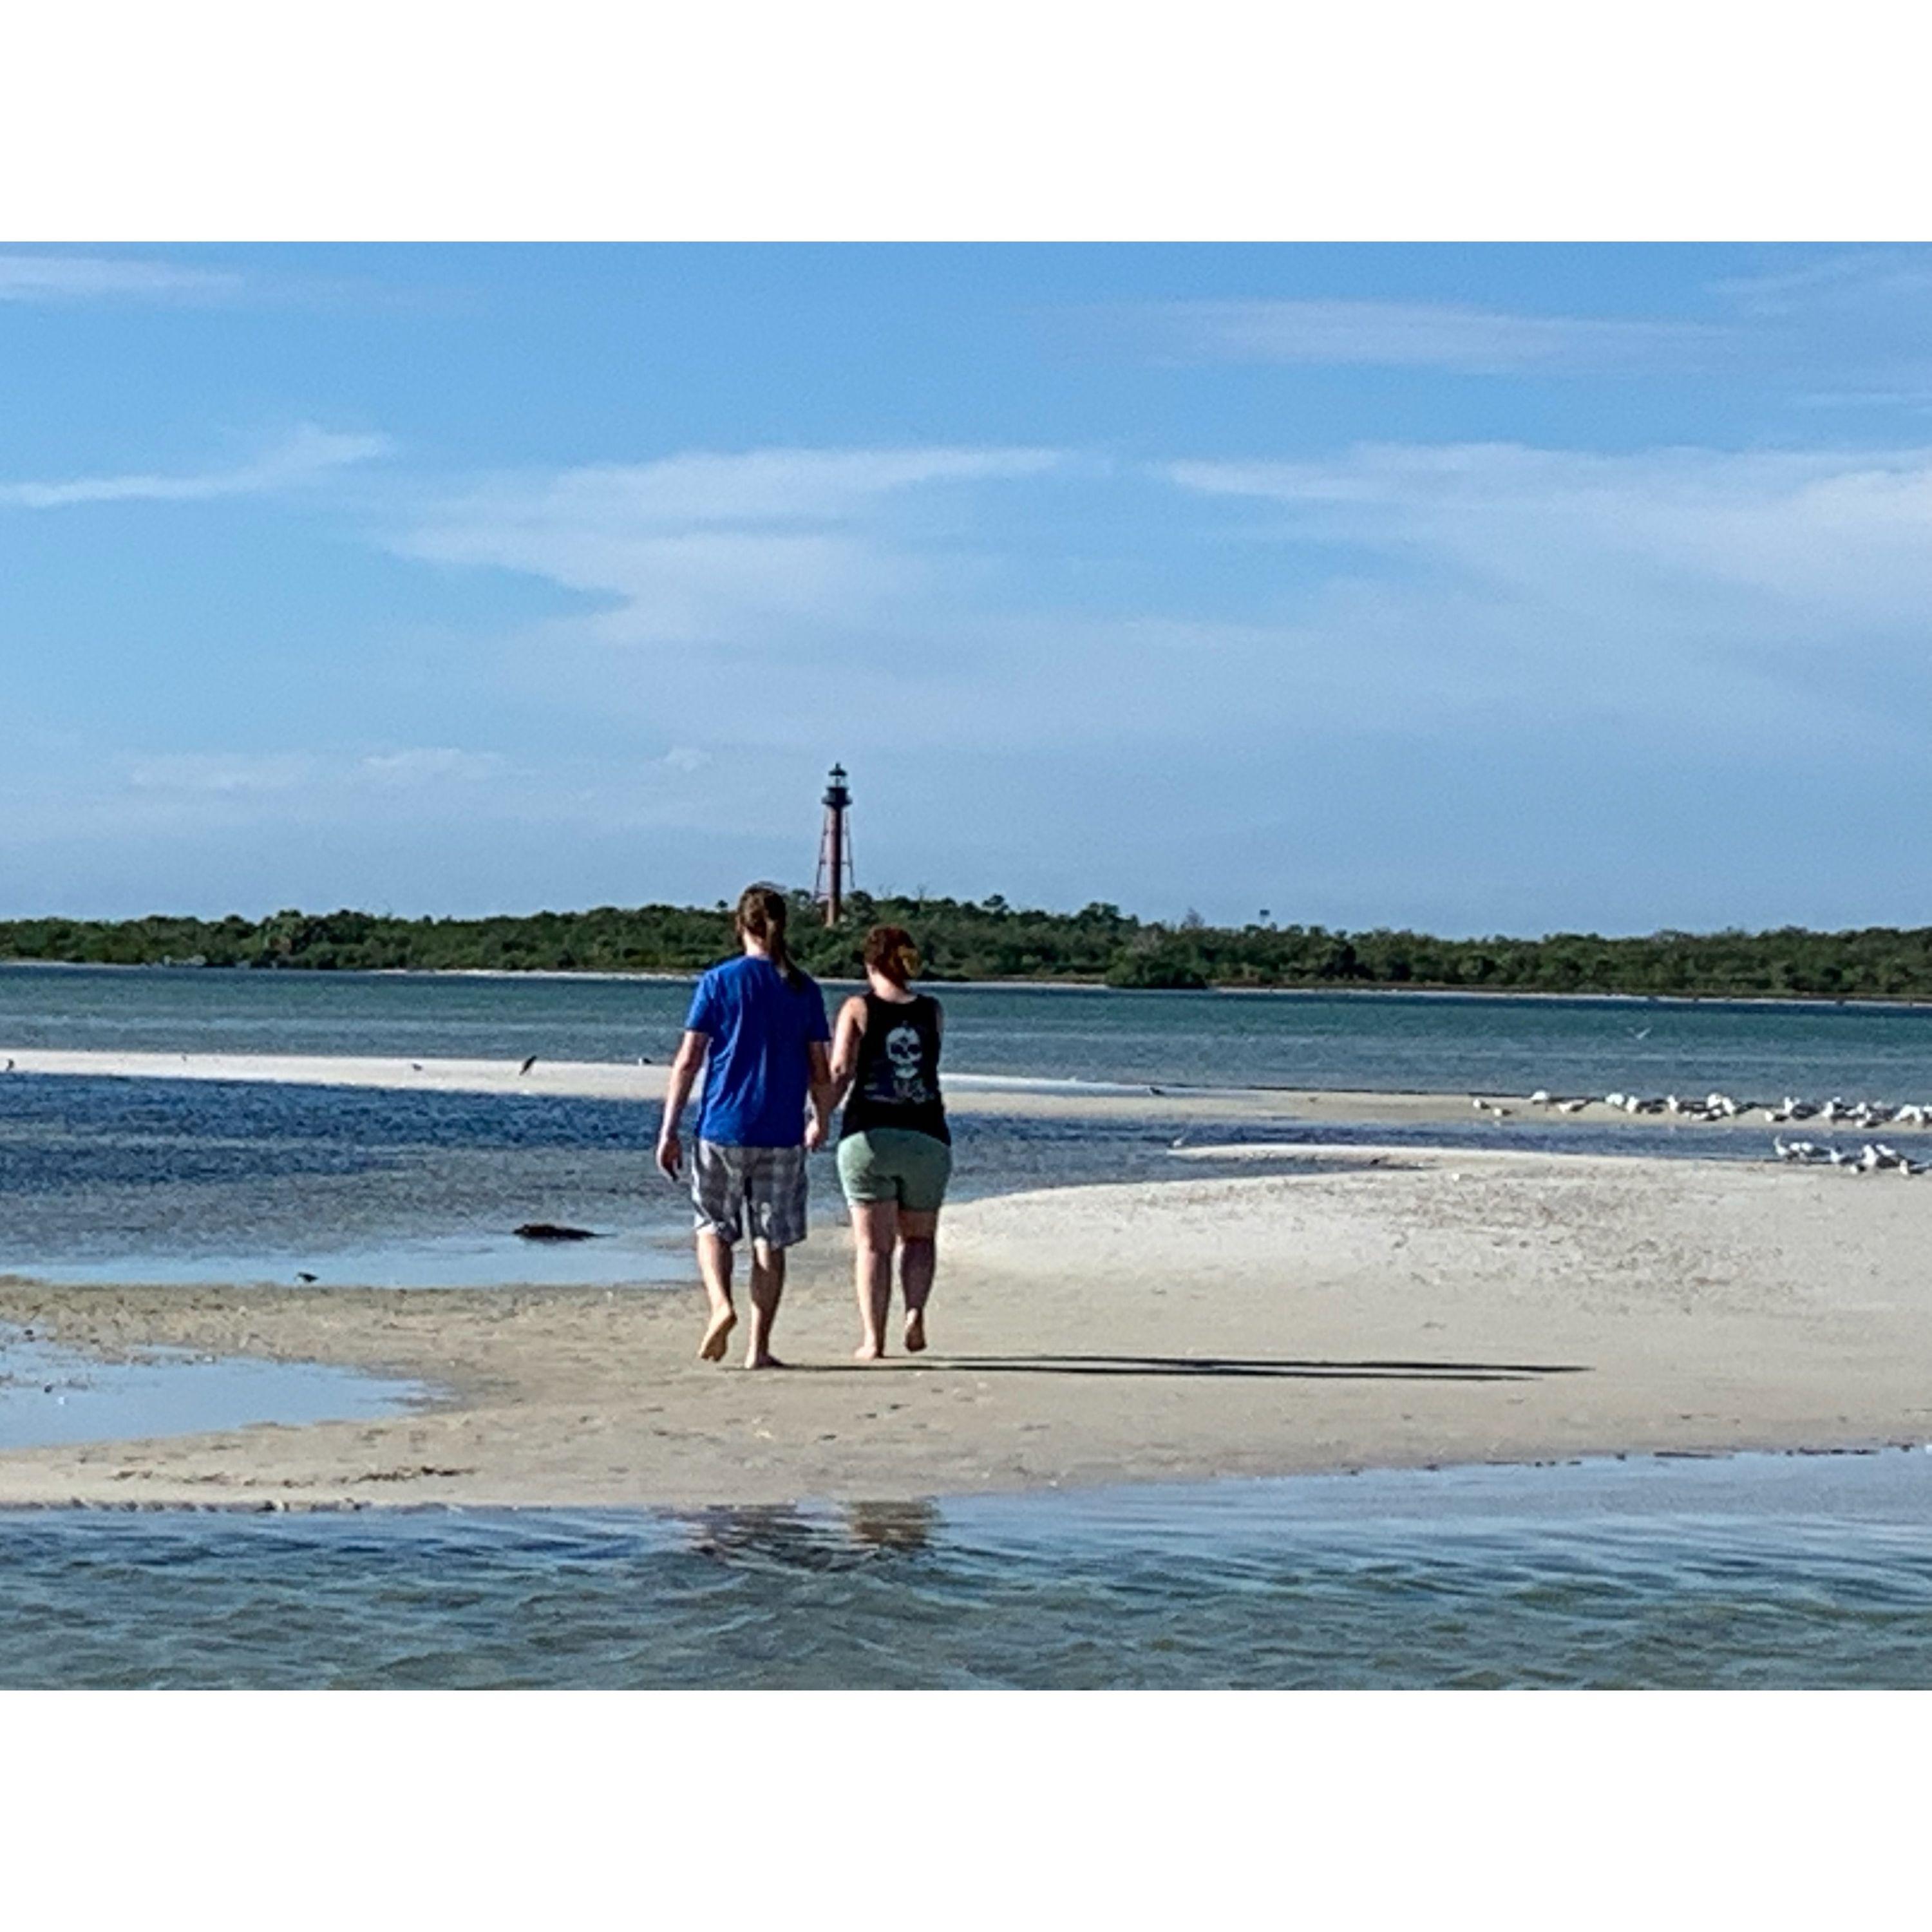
[0,424,390,509]
[357,748,505,786]
[127,753,317,796]
[1709,247,1932,314]
[1165,442,1932,624]
[127,747,506,797]
[1157,440,1932,753]
[388,433,1932,772]
[0,252,244,304]
[1114,298,1718,374]
[396,444,1063,647]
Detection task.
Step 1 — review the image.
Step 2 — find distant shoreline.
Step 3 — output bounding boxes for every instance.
[11,902,1932,1002]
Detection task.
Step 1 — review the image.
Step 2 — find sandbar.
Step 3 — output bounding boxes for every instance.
[5,1046,1912,1130]
[5,1142,1931,1510]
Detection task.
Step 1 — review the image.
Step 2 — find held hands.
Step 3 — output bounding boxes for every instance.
[656,1128,682,1181]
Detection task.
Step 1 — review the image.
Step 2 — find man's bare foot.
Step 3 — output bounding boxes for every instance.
[743,1350,786,1370]
[698,1305,737,1361]
[854,1340,885,1361]
[904,1308,927,1354]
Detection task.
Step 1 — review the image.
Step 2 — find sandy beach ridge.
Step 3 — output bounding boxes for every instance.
[6,1052,1932,1510]
[9,1045,1924,1131]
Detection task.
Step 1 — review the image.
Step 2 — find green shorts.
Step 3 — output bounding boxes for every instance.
[836,1127,952,1213]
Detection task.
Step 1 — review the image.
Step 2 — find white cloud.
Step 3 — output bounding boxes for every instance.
[357,748,504,785]
[375,431,1932,790]
[1166,442,1932,628]
[1122,299,1716,373]
[1157,440,1932,753]
[128,753,317,795]
[0,252,244,303]
[128,748,504,796]
[1709,249,1932,314]
[0,424,390,511]
[395,444,1063,645]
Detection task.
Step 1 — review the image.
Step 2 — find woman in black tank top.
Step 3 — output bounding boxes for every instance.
[829,925,951,1361]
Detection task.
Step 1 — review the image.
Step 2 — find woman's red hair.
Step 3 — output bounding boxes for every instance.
[862,924,920,988]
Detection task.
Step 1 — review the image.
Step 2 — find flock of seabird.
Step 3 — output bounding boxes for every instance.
[1466,1086,1932,1176]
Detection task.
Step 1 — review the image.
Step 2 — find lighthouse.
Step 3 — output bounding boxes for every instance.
[813,763,854,926]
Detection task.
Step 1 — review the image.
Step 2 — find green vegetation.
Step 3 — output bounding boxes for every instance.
[6,895,1932,999]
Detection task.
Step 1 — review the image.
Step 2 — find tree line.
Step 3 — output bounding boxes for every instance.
[6,893,1932,999]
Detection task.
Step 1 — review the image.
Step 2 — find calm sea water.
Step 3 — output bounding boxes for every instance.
[0,1324,428,1450]
[0,963,1897,1283]
[3,1454,1931,1688]
[7,965,1932,1688]
[0,1072,1286,1283]
[10,961,1932,1096]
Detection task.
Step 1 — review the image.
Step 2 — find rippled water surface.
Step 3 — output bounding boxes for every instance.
[0,1073,1290,1282]
[9,968,1932,1689]
[3,1455,1931,1688]
[11,962,1932,1095]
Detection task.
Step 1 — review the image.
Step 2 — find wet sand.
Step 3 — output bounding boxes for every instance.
[5,1137,1932,1510]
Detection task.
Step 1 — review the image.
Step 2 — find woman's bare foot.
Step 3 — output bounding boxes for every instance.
[743,1350,786,1370]
[904,1308,927,1354]
[698,1305,737,1361]
[853,1339,885,1361]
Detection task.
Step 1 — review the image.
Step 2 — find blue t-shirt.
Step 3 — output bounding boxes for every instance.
[685,954,831,1148]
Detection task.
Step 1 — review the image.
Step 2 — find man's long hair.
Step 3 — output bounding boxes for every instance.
[735,884,806,990]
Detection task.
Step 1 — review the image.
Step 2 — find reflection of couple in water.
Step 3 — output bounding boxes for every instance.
[656,884,952,1369]
[688,1499,939,1566]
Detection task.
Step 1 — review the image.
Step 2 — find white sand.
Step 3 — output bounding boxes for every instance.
[5,1143,1932,1509]
[7,1046,1908,1130]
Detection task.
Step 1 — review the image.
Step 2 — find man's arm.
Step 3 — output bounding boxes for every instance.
[804,1039,835,1153]
[656,1029,709,1179]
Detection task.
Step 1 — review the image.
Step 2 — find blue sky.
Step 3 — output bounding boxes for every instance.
[6,242,1932,934]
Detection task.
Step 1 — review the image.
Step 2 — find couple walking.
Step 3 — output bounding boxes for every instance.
[656,884,951,1368]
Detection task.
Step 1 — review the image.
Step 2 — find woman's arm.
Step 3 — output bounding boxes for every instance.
[826,994,867,1110]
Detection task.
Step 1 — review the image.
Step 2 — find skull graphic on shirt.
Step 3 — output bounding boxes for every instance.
[883,1024,927,1101]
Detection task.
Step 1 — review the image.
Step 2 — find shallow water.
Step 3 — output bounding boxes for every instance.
[0,1068,1800,1289]
[0,1325,430,1452]
[0,1073,1291,1283]
[9,968,1932,1689]
[12,962,1932,1096]
[3,1454,1930,1688]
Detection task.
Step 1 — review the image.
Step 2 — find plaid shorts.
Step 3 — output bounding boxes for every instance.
[690,1140,810,1249]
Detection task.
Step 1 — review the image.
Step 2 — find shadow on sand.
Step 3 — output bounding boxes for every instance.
[790,1353,1588,1383]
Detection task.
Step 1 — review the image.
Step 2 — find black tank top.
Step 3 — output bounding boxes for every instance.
[840,992,949,1144]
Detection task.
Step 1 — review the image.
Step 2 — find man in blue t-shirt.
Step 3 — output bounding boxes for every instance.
[657,886,833,1368]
